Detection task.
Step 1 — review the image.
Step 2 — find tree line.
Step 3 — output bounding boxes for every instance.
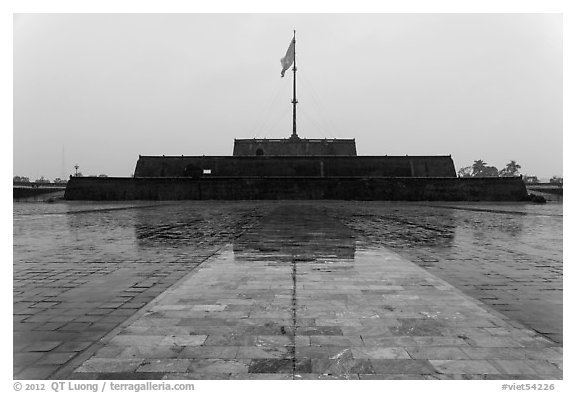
[13,174,110,184]
[13,176,68,184]
[457,160,562,185]
[458,159,521,178]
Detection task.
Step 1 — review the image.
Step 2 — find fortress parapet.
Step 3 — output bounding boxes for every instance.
[232,137,357,157]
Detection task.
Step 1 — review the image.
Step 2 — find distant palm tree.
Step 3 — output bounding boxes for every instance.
[472,160,487,176]
[499,160,522,177]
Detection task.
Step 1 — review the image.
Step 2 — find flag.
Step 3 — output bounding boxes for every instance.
[280,39,295,77]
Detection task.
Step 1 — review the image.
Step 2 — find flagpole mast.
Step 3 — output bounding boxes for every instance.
[291,30,298,139]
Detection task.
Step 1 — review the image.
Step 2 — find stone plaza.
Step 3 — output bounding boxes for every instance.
[13,201,562,379]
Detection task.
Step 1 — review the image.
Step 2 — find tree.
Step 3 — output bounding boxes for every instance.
[480,166,499,177]
[524,176,539,184]
[457,166,473,177]
[35,176,50,184]
[550,176,563,185]
[499,160,522,177]
[53,178,68,184]
[460,160,503,177]
[472,160,487,177]
[467,160,499,177]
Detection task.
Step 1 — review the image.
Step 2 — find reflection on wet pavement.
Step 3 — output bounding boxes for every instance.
[233,205,356,262]
[13,201,562,379]
[324,203,563,344]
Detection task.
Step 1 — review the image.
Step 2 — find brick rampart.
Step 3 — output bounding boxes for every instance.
[134,156,457,178]
[65,176,528,201]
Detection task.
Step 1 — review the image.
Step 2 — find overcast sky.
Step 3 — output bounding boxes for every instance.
[13,13,562,179]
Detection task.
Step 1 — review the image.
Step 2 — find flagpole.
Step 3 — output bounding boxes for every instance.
[291,30,298,139]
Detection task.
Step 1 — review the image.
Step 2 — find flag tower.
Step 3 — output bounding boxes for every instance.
[280,31,298,139]
[291,30,298,139]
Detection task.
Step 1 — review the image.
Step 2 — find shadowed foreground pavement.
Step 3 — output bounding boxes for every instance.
[61,205,561,380]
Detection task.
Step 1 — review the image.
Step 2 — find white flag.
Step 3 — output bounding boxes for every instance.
[280,39,295,78]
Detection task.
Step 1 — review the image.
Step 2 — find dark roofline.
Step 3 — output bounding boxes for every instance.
[137,155,453,159]
[234,138,356,143]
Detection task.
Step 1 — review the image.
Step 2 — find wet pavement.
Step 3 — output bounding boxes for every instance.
[13,201,562,380]
[324,203,563,344]
[13,202,274,379]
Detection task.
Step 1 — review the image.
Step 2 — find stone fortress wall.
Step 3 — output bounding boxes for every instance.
[134,155,457,178]
[64,176,528,201]
[65,137,528,201]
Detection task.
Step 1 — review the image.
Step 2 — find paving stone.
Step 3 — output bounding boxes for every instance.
[523,360,562,377]
[371,359,438,374]
[36,352,76,365]
[342,323,396,336]
[160,335,207,346]
[187,346,243,362]
[236,346,292,359]
[203,334,257,346]
[412,336,470,346]
[294,373,356,380]
[351,347,411,359]
[248,359,292,373]
[467,336,524,347]
[461,347,528,360]
[309,335,363,346]
[405,346,470,360]
[188,359,250,374]
[75,358,144,373]
[118,344,184,359]
[136,359,191,373]
[492,359,541,374]
[295,346,349,359]
[240,373,294,380]
[362,336,420,347]
[13,352,45,365]
[312,358,374,374]
[314,318,363,327]
[162,372,233,379]
[359,373,429,380]
[296,326,343,336]
[430,360,501,374]
[25,341,62,352]
[110,334,165,346]
[389,318,446,336]
[93,346,125,358]
[14,366,59,380]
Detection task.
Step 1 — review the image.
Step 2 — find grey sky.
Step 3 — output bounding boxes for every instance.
[13,13,562,180]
